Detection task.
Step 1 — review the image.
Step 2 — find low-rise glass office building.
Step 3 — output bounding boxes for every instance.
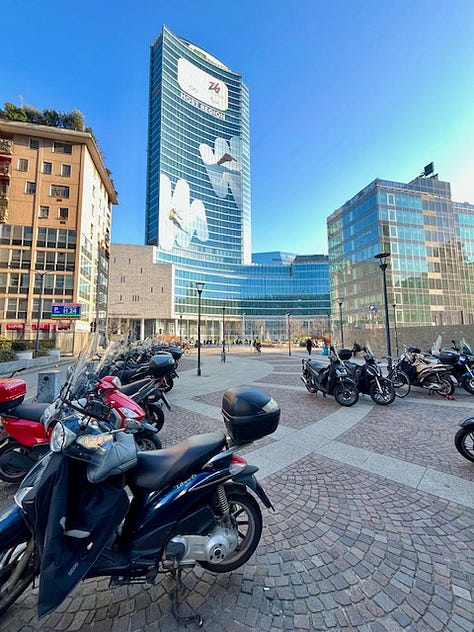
[328,173,474,328]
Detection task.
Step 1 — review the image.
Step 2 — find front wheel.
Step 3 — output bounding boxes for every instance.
[199,487,262,574]
[0,540,36,616]
[369,378,395,405]
[461,375,474,395]
[454,426,474,462]
[134,432,162,451]
[163,376,174,393]
[333,380,359,407]
[0,441,36,484]
[390,370,411,398]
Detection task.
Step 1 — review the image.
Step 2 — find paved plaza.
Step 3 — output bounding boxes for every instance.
[0,347,472,631]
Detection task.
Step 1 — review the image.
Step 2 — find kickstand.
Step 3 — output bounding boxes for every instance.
[169,567,203,627]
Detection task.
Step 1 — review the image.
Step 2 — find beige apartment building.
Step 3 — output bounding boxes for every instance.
[107,244,174,341]
[0,118,117,343]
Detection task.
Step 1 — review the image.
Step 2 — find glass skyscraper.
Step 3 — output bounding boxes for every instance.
[328,173,474,328]
[145,26,330,335]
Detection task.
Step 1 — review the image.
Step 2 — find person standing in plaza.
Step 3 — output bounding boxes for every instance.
[306,337,313,355]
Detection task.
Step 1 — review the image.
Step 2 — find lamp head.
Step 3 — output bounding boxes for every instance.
[195,281,205,294]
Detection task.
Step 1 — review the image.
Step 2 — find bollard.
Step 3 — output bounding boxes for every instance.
[36,371,61,403]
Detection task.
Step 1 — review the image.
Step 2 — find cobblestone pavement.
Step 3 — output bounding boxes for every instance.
[0,347,472,631]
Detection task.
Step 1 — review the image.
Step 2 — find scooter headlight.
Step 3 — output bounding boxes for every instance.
[50,421,77,453]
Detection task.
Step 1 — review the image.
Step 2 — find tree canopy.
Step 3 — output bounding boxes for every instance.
[1,102,87,132]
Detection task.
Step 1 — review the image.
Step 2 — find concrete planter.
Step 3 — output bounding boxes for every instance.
[16,350,33,360]
[48,349,61,361]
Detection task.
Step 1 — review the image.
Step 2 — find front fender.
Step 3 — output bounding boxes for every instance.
[458,417,474,429]
[0,504,30,550]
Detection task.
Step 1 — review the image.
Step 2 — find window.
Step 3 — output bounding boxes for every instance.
[50,184,70,198]
[58,207,69,220]
[17,158,28,172]
[387,193,395,206]
[61,164,71,177]
[29,138,39,149]
[42,161,52,175]
[25,181,36,194]
[39,206,50,218]
[53,141,72,154]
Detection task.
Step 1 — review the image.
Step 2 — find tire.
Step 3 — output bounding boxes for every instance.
[437,376,455,396]
[333,381,359,407]
[461,375,474,395]
[163,376,174,393]
[454,426,474,462]
[369,378,395,405]
[0,441,36,484]
[303,372,318,393]
[390,370,411,398]
[134,432,162,451]
[0,540,36,616]
[199,487,262,574]
[147,404,165,433]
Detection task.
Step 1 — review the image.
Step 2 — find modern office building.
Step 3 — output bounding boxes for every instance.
[0,118,117,343]
[327,168,474,331]
[136,26,330,338]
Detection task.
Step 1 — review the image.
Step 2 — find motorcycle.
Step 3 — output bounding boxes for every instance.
[301,346,359,406]
[97,341,178,393]
[454,417,474,462]
[431,336,474,395]
[0,339,166,483]
[397,345,455,397]
[343,344,395,405]
[0,380,280,625]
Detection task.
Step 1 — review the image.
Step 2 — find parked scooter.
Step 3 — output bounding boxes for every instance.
[97,342,178,392]
[0,381,280,625]
[301,346,359,406]
[430,336,474,395]
[397,345,455,396]
[343,344,395,405]
[0,340,166,483]
[454,417,474,462]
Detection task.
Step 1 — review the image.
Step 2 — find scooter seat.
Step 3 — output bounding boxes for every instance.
[128,431,227,491]
[119,378,153,397]
[8,402,50,422]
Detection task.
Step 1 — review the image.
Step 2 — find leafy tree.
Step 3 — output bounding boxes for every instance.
[3,102,27,122]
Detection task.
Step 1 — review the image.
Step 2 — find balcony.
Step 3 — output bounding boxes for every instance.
[0,138,13,155]
[0,162,10,177]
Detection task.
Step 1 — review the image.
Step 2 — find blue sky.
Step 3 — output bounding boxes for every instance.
[2,0,474,255]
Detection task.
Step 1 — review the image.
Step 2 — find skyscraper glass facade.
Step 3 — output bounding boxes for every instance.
[328,175,474,327]
[145,27,330,330]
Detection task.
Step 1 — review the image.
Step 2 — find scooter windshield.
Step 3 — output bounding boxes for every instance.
[461,338,473,355]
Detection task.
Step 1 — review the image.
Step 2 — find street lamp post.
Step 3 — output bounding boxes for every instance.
[35,271,49,354]
[222,306,226,355]
[196,281,205,376]
[392,303,399,357]
[375,253,392,362]
[179,314,183,344]
[287,313,291,356]
[337,298,344,347]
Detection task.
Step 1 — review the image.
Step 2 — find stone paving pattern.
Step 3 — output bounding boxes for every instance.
[0,348,472,631]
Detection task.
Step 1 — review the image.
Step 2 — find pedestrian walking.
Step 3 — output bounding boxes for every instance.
[306,337,313,355]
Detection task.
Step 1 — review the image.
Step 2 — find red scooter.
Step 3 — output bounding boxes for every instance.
[0,370,166,484]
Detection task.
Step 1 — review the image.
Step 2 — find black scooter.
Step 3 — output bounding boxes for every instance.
[455,417,474,462]
[301,346,359,407]
[343,345,395,405]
